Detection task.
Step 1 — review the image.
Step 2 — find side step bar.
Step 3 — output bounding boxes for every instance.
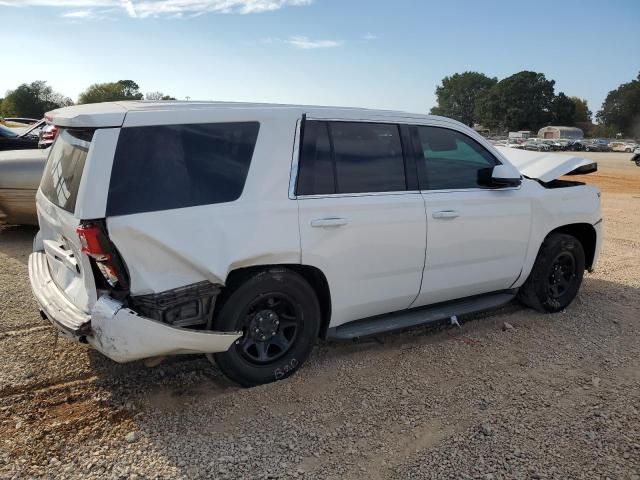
[327,290,516,340]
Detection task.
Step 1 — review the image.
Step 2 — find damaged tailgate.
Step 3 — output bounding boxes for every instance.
[496,146,597,183]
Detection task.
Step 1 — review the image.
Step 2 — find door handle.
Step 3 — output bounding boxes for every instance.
[311,217,348,228]
[432,210,460,219]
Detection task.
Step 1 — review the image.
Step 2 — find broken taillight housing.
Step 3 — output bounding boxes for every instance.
[76,222,129,291]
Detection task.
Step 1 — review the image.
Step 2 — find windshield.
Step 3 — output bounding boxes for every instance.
[39,128,95,213]
[0,124,19,138]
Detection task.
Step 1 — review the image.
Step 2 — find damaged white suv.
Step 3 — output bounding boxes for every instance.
[29,102,602,386]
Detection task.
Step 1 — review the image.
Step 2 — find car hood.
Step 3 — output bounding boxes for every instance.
[0,148,49,190]
[496,146,597,183]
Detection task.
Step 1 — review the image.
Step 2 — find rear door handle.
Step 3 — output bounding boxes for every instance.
[311,217,348,228]
[432,210,460,219]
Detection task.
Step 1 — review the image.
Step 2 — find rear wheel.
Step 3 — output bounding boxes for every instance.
[208,268,320,387]
[518,233,585,313]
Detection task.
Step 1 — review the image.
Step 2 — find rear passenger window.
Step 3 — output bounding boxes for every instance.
[296,121,406,195]
[416,126,498,190]
[297,121,335,195]
[107,122,259,216]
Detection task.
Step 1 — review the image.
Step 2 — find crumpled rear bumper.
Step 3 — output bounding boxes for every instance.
[28,251,241,363]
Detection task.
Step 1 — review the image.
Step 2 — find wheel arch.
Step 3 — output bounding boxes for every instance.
[221,264,332,339]
[547,222,597,270]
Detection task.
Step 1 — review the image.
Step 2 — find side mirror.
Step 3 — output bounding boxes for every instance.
[490,164,521,187]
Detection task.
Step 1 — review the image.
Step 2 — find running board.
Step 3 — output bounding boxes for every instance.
[327,291,516,340]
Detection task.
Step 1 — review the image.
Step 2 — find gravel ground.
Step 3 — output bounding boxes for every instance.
[1,152,639,480]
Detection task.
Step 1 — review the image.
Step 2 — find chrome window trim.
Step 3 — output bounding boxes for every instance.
[288,118,302,200]
[296,191,422,200]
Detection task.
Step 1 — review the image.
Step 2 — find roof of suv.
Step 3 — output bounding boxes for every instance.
[46,101,457,129]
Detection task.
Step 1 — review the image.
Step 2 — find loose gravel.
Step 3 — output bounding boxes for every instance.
[1,152,639,479]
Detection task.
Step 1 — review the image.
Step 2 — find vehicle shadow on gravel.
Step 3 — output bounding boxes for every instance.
[0,224,38,265]
[88,275,637,401]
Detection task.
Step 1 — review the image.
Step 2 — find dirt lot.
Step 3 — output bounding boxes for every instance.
[1,152,639,479]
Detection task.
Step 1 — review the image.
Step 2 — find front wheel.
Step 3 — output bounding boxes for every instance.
[518,233,585,313]
[208,268,320,387]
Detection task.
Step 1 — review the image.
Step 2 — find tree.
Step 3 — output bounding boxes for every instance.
[596,72,640,137]
[474,71,555,132]
[1,81,72,118]
[551,92,576,125]
[429,72,497,126]
[78,80,144,104]
[145,91,177,101]
[571,97,592,123]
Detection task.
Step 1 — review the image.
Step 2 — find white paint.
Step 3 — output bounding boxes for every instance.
[496,147,596,183]
[30,101,603,363]
[88,297,241,362]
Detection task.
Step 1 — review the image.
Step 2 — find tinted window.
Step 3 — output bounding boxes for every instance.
[40,128,94,213]
[416,126,498,190]
[107,122,259,216]
[296,120,406,195]
[331,122,406,193]
[297,121,335,195]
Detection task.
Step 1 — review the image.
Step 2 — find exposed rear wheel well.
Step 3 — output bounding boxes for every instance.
[220,264,332,339]
[548,223,597,270]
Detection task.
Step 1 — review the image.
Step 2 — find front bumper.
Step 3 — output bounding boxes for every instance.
[28,251,241,363]
[590,218,603,272]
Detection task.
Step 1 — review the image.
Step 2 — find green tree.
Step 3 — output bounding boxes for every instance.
[78,80,144,104]
[596,72,640,137]
[475,71,555,131]
[551,92,576,125]
[571,97,592,123]
[429,72,497,126]
[1,81,72,118]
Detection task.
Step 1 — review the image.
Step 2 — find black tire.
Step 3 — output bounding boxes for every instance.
[518,233,585,313]
[635,159,640,167]
[208,268,320,387]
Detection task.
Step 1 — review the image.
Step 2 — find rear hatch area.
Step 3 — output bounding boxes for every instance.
[36,128,98,313]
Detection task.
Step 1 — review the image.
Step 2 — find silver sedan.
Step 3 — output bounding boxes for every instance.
[0,149,48,225]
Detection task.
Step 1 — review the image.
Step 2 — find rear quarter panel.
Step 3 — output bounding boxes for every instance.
[106,111,301,295]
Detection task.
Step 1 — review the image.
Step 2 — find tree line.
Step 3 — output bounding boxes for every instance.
[0,80,175,119]
[429,70,640,138]
[2,73,639,138]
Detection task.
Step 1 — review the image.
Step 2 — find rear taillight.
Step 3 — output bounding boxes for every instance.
[77,224,111,261]
[42,126,58,141]
[76,222,129,291]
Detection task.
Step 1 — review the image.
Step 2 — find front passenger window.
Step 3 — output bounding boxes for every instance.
[416,126,498,190]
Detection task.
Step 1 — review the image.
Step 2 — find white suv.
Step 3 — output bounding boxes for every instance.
[28,102,602,386]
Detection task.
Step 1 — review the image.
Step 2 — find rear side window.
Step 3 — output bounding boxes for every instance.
[107,122,259,216]
[297,121,406,195]
[40,128,94,213]
[416,126,498,190]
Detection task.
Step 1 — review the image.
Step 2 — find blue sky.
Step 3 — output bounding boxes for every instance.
[1,0,638,115]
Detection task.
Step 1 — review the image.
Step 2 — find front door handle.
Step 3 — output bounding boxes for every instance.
[432,210,460,219]
[311,217,348,228]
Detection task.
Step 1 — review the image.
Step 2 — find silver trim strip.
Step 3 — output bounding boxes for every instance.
[288,118,302,200]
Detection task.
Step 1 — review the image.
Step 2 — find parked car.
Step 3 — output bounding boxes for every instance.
[632,147,640,166]
[609,141,637,153]
[0,123,40,151]
[28,101,602,387]
[0,148,48,225]
[38,123,58,149]
[523,140,551,151]
[583,141,609,152]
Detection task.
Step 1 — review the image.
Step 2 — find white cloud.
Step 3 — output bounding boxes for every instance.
[363,33,377,41]
[286,36,341,49]
[0,0,313,18]
[62,9,94,17]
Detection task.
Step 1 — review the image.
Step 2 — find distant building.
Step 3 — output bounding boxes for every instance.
[509,130,531,139]
[538,126,583,140]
